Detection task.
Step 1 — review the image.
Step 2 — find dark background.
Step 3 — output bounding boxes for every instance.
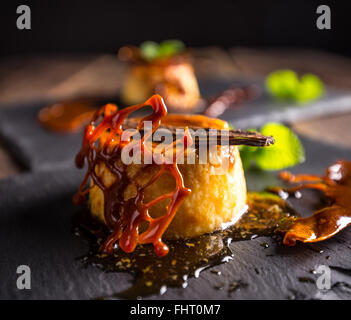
[0,0,350,57]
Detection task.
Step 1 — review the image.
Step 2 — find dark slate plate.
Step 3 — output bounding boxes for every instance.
[1,136,351,300]
[1,78,351,172]
[199,77,351,129]
[0,96,120,172]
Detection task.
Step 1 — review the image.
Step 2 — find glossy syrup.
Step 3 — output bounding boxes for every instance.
[74,192,296,299]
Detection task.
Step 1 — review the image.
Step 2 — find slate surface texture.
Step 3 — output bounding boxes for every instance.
[1,80,351,299]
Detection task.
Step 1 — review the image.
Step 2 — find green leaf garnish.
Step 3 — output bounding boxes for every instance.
[139,41,160,61]
[265,69,324,104]
[295,74,324,103]
[139,40,185,61]
[255,123,305,170]
[158,40,185,58]
[239,123,305,171]
[238,128,257,170]
[239,145,257,170]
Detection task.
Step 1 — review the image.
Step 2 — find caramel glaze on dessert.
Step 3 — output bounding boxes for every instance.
[276,160,351,245]
[74,161,351,298]
[71,93,351,297]
[38,100,97,133]
[73,94,275,258]
[75,192,296,298]
[73,94,218,257]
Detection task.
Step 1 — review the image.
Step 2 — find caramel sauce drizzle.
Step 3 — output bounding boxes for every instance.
[279,160,351,245]
[38,100,97,133]
[73,95,193,256]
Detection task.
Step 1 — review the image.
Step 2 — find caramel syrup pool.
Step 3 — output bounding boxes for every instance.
[73,192,297,299]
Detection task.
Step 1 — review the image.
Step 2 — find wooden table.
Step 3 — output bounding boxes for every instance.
[1,47,351,178]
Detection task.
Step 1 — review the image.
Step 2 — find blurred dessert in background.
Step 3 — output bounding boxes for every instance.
[118,40,201,112]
